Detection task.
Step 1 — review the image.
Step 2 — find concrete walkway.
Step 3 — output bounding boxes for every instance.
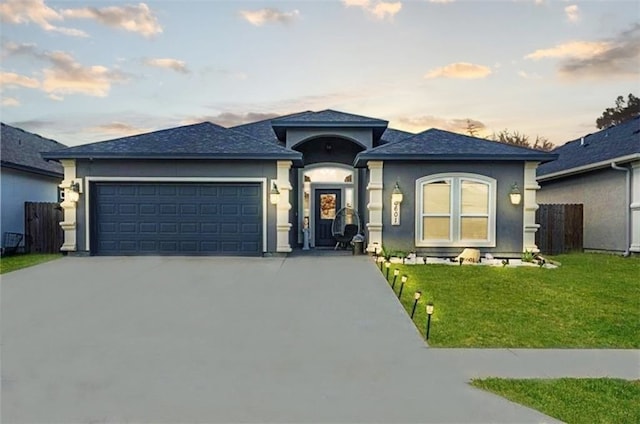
[1,255,638,423]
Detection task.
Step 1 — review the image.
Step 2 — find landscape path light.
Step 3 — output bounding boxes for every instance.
[411,291,422,319]
[391,269,399,288]
[398,275,408,298]
[426,302,434,340]
[385,261,391,279]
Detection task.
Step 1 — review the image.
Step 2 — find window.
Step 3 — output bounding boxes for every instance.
[416,173,496,247]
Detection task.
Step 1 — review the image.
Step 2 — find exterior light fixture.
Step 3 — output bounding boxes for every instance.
[425,302,434,340]
[392,269,399,288]
[391,182,403,226]
[398,275,408,298]
[372,242,379,258]
[385,261,391,279]
[411,291,422,319]
[509,182,522,205]
[270,182,280,205]
[66,180,81,203]
[378,256,385,271]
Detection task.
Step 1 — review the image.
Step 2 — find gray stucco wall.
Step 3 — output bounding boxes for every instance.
[381,161,525,257]
[294,136,363,166]
[286,128,372,150]
[75,159,278,254]
[537,168,626,252]
[0,167,60,248]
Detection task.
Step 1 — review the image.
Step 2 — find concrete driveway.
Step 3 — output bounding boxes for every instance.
[1,255,559,423]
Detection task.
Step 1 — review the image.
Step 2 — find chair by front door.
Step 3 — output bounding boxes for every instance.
[314,189,341,247]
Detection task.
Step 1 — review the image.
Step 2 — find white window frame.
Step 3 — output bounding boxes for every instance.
[415,173,496,247]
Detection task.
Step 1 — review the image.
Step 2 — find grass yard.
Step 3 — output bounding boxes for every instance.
[387,253,640,347]
[0,253,63,274]
[471,378,640,424]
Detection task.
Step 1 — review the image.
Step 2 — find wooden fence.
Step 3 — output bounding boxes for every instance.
[536,204,583,255]
[24,202,64,254]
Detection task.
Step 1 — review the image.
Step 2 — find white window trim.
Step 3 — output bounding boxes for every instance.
[415,173,496,248]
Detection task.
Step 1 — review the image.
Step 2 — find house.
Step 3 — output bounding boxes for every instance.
[1,123,66,252]
[41,110,555,257]
[537,117,640,255]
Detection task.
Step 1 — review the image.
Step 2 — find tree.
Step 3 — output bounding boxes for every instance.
[596,93,639,129]
[465,119,480,137]
[490,129,553,152]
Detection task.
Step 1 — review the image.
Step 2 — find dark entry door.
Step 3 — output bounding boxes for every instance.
[315,189,341,247]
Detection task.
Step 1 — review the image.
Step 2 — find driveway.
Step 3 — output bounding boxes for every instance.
[2,255,559,423]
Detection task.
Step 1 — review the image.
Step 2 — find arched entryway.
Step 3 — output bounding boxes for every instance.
[298,163,358,248]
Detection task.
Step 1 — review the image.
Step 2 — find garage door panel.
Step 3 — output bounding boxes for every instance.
[93,182,262,256]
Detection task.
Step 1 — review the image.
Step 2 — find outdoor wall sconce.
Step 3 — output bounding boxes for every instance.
[385,261,391,279]
[509,182,522,205]
[391,182,403,226]
[66,180,82,203]
[269,182,280,205]
[398,275,408,298]
[392,269,399,288]
[425,302,434,340]
[411,291,422,319]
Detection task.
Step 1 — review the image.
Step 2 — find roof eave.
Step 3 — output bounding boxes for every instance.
[1,160,64,178]
[537,153,640,182]
[41,152,303,164]
[354,153,557,167]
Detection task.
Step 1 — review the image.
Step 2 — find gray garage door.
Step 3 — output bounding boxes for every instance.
[92,182,263,256]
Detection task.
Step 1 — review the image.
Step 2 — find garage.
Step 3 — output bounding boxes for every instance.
[91,182,263,256]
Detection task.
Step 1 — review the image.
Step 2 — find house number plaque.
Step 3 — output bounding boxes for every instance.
[392,200,401,225]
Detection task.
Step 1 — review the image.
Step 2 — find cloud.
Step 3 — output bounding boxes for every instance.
[0,0,87,37]
[525,41,611,60]
[565,5,579,23]
[3,42,129,97]
[342,0,402,21]
[183,112,282,128]
[41,51,129,97]
[239,8,300,26]
[397,115,487,134]
[1,96,20,107]
[143,58,189,74]
[61,3,162,37]
[0,71,40,88]
[424,62,492,79]
[517,70,542,80]
[86,122,150,136]
[525,24,640,79]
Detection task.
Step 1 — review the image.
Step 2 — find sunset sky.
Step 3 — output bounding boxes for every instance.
[1,0,638,147]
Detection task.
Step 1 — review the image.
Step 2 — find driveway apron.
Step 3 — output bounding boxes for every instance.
[2,256,561,423]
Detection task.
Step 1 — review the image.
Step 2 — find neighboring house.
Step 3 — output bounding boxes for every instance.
[42,110,555,257]
[1,123,66,251]
[537,116,640,255]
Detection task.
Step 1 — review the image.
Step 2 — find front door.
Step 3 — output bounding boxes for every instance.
[314,189,341,247]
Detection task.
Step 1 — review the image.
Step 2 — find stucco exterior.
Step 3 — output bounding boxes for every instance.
[537,167,628,253]
[381,161,525,257]
[0,168,60,248]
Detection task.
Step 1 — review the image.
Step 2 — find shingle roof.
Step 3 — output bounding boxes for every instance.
[1,123,66,177]
[380,127,414,144]
[537,116,640,178]
[42,122,303,164]
[354,128,556,167]
[271,109,388,142]
[272,109,388,125]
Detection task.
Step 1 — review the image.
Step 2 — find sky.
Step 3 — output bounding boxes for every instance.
[0,0,638,147]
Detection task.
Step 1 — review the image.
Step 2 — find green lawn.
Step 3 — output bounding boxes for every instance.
[0,253,63,274]
[471,378,640,424]
[386,253,640,347]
